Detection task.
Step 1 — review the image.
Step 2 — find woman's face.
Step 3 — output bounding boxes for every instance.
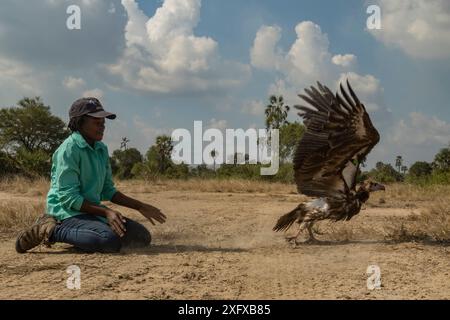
[80,116,105,142]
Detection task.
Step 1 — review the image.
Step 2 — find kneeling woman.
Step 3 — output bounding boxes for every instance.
[16,98,166,253]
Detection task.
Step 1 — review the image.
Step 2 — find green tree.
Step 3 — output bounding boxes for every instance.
[369,162,403,183]
[244,153,250,164]
[395,156,403,173]
[409,161,432,178]
[0,150,20,176]
[0,97,69,176]
[155,135,173,173]
[0,97,68,154]
[191,164,214,178]
[111,148,143,179]
[165,162,190,179]
[265,95,290,130]
[120,137,130,150]
[279,121,305,163]
[131,145,163,180]
[432,147,450,171]
[210,149,217,171]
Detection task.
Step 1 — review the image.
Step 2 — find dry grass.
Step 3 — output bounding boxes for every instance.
[368,183,450,206]
[0,200,45,233]
[115,178,297,194]
[383,200,450,243]
[0,177,449,243]
[0,176,49,196]
[1,176,448,200]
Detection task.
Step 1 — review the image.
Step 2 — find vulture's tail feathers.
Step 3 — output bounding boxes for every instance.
[273,204,308,232]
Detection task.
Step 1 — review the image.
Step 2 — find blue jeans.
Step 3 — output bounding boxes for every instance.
[49,214,151,253]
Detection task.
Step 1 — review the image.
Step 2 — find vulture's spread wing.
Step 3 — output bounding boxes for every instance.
[293,80,380,198]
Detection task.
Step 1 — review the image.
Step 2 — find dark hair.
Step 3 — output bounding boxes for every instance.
[68,115,86,132]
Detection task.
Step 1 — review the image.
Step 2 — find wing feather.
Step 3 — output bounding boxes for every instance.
[293,80,380,197]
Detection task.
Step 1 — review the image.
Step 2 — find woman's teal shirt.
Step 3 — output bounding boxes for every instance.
[46,131,117,221]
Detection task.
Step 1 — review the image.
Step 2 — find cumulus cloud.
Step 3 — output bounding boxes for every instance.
[336,72,385,113]
[0,0,126,106]
[102,116,169,155]
[368,0,450,59]
[250,21,398,167]
[250,25,283,70]
[133,116,173,149]
[332,54,357,67]
[251,21,390,126]
[63,77,86,90]
[364,112,450,168]
[82,88,104,99]
[107,0,251,94]
[241,100,265,116]
[108,2,116,14]
[251,21,355,93]
[390,112,450,146]
[0,57,44,103]
[207,118,228,130]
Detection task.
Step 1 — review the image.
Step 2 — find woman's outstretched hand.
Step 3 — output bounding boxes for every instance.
[138,203,167,225]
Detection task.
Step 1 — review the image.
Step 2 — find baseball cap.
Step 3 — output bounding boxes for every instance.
[69,97,116,120]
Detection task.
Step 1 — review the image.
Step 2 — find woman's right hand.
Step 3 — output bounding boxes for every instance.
[105,209,127,237]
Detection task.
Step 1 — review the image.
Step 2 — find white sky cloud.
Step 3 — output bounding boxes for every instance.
[251,21,363,94]
[251,21,391,128]
[250,25,283,70]
[0,57,44,103]
[63,77,86,90]
[107,0,251,94]
[251,21,399,168]
[390,112,450,146]
[241,100,265,116]
[367,112,450,168]
[332,54,357,67]
[207,118,228,131]
[82,88,104,100]
[369,0,450,59]
[0,1,448,167]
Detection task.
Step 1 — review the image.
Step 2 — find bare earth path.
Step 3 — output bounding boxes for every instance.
[0,190,449,299]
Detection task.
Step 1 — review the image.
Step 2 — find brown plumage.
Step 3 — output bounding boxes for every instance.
[273,80,385,244]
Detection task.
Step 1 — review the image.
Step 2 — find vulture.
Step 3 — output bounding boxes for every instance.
[273,80,385,244]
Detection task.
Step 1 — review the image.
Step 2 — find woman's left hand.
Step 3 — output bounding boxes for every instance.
[138,203,167,225]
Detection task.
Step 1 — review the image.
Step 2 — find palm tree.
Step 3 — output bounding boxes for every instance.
[155,135,173,173]
[265,95,290,130]
[210,149,217,171]
[401,165,408,174]
[395,156,403,173]
[120,137,130,150]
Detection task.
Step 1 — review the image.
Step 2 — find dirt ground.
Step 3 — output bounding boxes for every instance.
[0,189,449,300]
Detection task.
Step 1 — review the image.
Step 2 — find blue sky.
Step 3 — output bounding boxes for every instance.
[0,0,449,169]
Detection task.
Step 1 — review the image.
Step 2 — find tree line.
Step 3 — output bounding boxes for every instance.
[0,96,449,185]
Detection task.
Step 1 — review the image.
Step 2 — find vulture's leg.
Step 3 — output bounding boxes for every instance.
[304,223,321,244]
[312,224,325,235]
[285,227,303,244]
